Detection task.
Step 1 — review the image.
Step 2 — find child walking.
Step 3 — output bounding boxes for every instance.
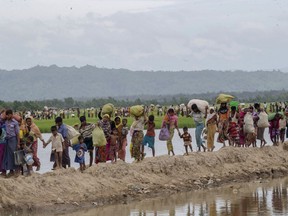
[22,135,34,176]
[179,126,193,155]
[142,115,156,157]
[72,135,87,172]
[44,126,64,170]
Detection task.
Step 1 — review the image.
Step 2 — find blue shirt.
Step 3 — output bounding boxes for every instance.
[5,119,19,139]
[72,143,87,163]
[57,124,68,139]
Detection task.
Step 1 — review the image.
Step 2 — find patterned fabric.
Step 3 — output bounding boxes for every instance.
[228,122,239,140]
[131,131,144,160]
[217,120,229,143]
[95,145,107,164]
[207,123,216,150]
[73,143,87,164]
[99,120,111,139]
[79,123,95,139]
[31,141,40,167]
[166,128,175,151]
[238,111,245,146]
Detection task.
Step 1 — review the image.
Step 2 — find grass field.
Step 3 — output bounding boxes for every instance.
[34,115,195,133]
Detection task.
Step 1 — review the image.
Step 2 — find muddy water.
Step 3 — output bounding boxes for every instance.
[58,177,288,216]
[39,129,272,174]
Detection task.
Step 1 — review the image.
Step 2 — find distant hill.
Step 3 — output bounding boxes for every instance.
[0,65,287,101]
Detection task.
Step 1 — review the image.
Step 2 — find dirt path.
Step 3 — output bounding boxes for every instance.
[1,143,288,215]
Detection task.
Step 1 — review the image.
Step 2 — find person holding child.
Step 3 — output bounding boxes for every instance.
[20,116,45,171]
[44,126,64,170]
[21,135,34,176]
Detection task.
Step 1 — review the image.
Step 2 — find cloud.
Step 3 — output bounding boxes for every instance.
[0,0,287,70]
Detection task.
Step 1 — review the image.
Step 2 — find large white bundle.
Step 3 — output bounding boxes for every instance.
[187,99,209,113]
[257,112,270,128]
[244,113,255,134]
[66,124,80,140]
[179,104,185,109]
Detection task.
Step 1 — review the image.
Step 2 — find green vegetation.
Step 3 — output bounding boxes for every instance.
[34,115,195,133]
[1,90,288,112]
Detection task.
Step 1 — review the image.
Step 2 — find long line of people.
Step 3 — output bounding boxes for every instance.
[0,100,287,178]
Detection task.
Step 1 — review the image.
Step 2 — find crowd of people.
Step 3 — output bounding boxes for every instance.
[0,100,287,178]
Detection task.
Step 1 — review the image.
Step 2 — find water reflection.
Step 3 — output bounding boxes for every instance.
[2,178,288,216]
[60,178,288,216]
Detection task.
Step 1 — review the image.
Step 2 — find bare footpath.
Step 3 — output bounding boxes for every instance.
[1,143,288,215]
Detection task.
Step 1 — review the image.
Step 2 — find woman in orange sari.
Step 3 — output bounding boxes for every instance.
[217,103,230,147]
[206,107,217,151]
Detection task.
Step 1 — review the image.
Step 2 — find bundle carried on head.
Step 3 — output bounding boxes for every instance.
[130,105,144,117]
[216,94,234,104]
[187,99,209,113]
[101,103,115,117]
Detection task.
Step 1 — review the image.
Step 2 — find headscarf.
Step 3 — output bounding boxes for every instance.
[206,107,216,123]
[114,116,122,129]
[102,114,110,119]
[21,116,43,140]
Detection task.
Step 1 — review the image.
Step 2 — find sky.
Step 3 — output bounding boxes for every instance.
[0,0,287,71]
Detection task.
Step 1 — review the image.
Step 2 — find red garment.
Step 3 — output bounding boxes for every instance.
[146,121,155,137]
[32,141,40,167]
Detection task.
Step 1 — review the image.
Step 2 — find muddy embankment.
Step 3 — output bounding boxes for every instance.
[1,143,288,215]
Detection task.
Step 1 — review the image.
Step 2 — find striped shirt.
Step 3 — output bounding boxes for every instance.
[79,123,95,139]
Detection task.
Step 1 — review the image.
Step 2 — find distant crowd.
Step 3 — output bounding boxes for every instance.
[0,98,288,178]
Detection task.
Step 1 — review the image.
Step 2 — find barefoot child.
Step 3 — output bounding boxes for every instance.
[44,126,64,170]
[179,126,193,155]
[142,115,156,157]
[22,135,34,176]
[110,128,119,163]
[72,135,87,172]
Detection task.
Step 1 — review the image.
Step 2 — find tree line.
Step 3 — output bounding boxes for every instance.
[1,90,288,111]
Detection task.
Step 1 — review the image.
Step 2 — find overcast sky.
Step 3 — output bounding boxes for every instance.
[0,0,287,71]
